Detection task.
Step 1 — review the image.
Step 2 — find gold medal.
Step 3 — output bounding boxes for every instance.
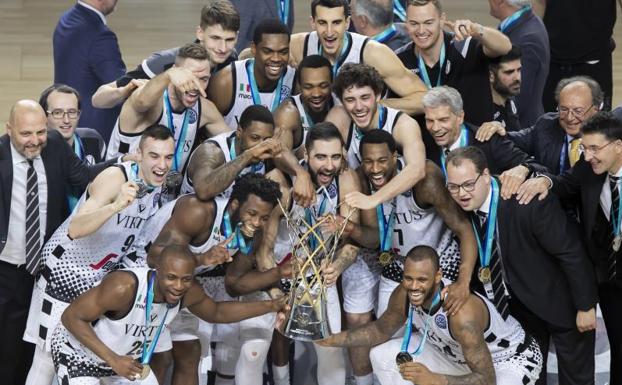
[614,235,621,252]
[379,251,394,266]
[478,267,491,284]
[140,364,151,380]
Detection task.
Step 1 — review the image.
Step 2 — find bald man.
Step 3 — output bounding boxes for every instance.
[0,100,109,385]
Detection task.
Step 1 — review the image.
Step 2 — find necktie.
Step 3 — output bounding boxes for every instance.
[568,138,581,167]
[25,160,42,275]
[609,175,619,280]
[474,211,510,319]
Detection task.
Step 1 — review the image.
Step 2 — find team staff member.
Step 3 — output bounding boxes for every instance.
[489,46,522,132]
[349,0,410,51]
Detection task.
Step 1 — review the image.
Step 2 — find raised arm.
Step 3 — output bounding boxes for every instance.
[443,19,511,58]
[206,65,234,115]
[199,98,234,136]
[92,79,146,109]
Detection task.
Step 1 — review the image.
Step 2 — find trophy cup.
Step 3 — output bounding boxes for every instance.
[276,194,354,341]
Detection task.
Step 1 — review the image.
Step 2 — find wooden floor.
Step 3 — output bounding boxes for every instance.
[0,0,620,133]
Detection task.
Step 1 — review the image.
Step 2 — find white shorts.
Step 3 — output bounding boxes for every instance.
[341,248,381,314]
[370,335,542,385]
[24,280,68,351]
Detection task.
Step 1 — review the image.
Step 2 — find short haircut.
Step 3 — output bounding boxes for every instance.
[406,245,439,272]
[252,19,291,45]
[407,0,443,14]
[445,146,488,174]
[139,124,174,148]
[506,0,531,8]
[39,84,81,112]
[298,54,333,83]
[353,0,393,28]
[176,43,210,64]
[554,76,604,108]
[581,111,622,141]
[311,0,350,18]
[359,128,397,155]
[230,173,282,207]
[488,45,522,71]
[332,63,384,100]
[422,86,463,115]
[200,0,240,31]
[159,244,197,267]
[239,105,275,130]
[305,121,345,152]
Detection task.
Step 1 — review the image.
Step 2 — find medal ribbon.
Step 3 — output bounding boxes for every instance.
[277,0,290,24]
[223,210,254,254]
[471,179,499,270]
[558,138,569,175]
[319,32,351,77]
[400,289,442,356]
[612,177,622,238]
[229,136,263,173]
[356,105,387,140]
[393,0,407,22]
[245,59,284,112]
[131,163,156,192]
[376,200,396,252]
[163,89,190,172]
[68,134,86,210]
[417,40,446,89]
[305,186,331,250]
[372,24,398,44]
[440,124,468,177]
[498,6,531,33]
[141,271,171,365]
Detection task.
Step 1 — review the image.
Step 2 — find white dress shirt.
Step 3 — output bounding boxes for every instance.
[0,143,47,265]
[77,1,107,24]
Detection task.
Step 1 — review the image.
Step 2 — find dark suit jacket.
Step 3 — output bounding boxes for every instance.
[0,130,110,255]
[485,186,598,328]
[548,158,615,282]
[507,112,568,174]
[503,8,550,127]
[53,3,126,141]
[231,0,295,52]
[424,122,544,175]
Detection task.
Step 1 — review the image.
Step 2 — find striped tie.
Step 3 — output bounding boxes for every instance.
[25,159,41,275]
[609,175,619,280]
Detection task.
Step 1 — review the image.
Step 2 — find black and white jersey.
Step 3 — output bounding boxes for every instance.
[493,99,521,132]
[346,106,402,169]
[303,31,369,75]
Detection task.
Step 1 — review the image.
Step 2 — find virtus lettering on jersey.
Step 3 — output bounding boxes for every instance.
[116,214,148,229]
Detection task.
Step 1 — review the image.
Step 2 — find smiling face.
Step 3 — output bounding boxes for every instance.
[306,138,344,187]
[233,194,275,238]
[424,104,464,148]
[300,66,333,113]
[45,90,80,141]
[446,159,490,212]
[581,132,622,175]
[137,136,175,187]
[342,85,380,130]
[360,142,397,190]
[402,257,442,308]
[311,5,350,57]
[405,2,444,51]
[155,253,195,305]
[7,105,48,160]
[251,34,290,82]
[197,24,238,65]
[173,58,211,108]
[558,82,599,137]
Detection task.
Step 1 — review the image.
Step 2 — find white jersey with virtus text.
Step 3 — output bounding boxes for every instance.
[223,58,295,129]
[346,106,402,169]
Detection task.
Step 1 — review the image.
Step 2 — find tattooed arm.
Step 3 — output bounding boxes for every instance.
[318,285,409,348]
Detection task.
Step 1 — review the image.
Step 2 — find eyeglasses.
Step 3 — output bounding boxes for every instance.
[446,173,482,194]
[579,141,616,155]
[558,105,595,119]
[47,109,80,119]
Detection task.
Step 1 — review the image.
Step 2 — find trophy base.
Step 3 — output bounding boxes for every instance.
[279,302,330,342]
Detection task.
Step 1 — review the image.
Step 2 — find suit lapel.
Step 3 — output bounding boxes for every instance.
[0,136,13,221]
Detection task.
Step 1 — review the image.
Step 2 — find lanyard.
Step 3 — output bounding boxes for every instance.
[417,40,445,89]
[319,32,351,77]
[440,125,468,177]
[245,59,284,112]
[229,136,263,173]
[558,139,568,175]
[400,289,441,356]
[277,0,289,24]
[222,210,253,254]
[73,133,85,160]
[356,105,387,140]
[498,6,531,33]
[163,89,190,172]
[471,179,499,269]
[393,0,407,22]
[372,24,398,44]
[141,271,171,365]
[376,199,396,252]
[612,178,622,237]
[305,187,331,250]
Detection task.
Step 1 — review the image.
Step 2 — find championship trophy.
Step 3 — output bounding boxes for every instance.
[276,191,354,341]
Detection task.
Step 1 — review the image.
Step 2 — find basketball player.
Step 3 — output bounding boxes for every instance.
[208,19,296,129]
[23,125,174,385]
[288,0,427,115]
[106,43,230,199]
[319,245,543,385]
[273,54,337,159]
[51,245,288,385]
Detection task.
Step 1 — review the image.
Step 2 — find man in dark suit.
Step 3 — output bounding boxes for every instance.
[0,100,102,385]
[489,0,549,127]
[520,111,622,383]
[421,85,545,198]
[476,76,603,176]
[446,146,598,385]
[53,0,126,142]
